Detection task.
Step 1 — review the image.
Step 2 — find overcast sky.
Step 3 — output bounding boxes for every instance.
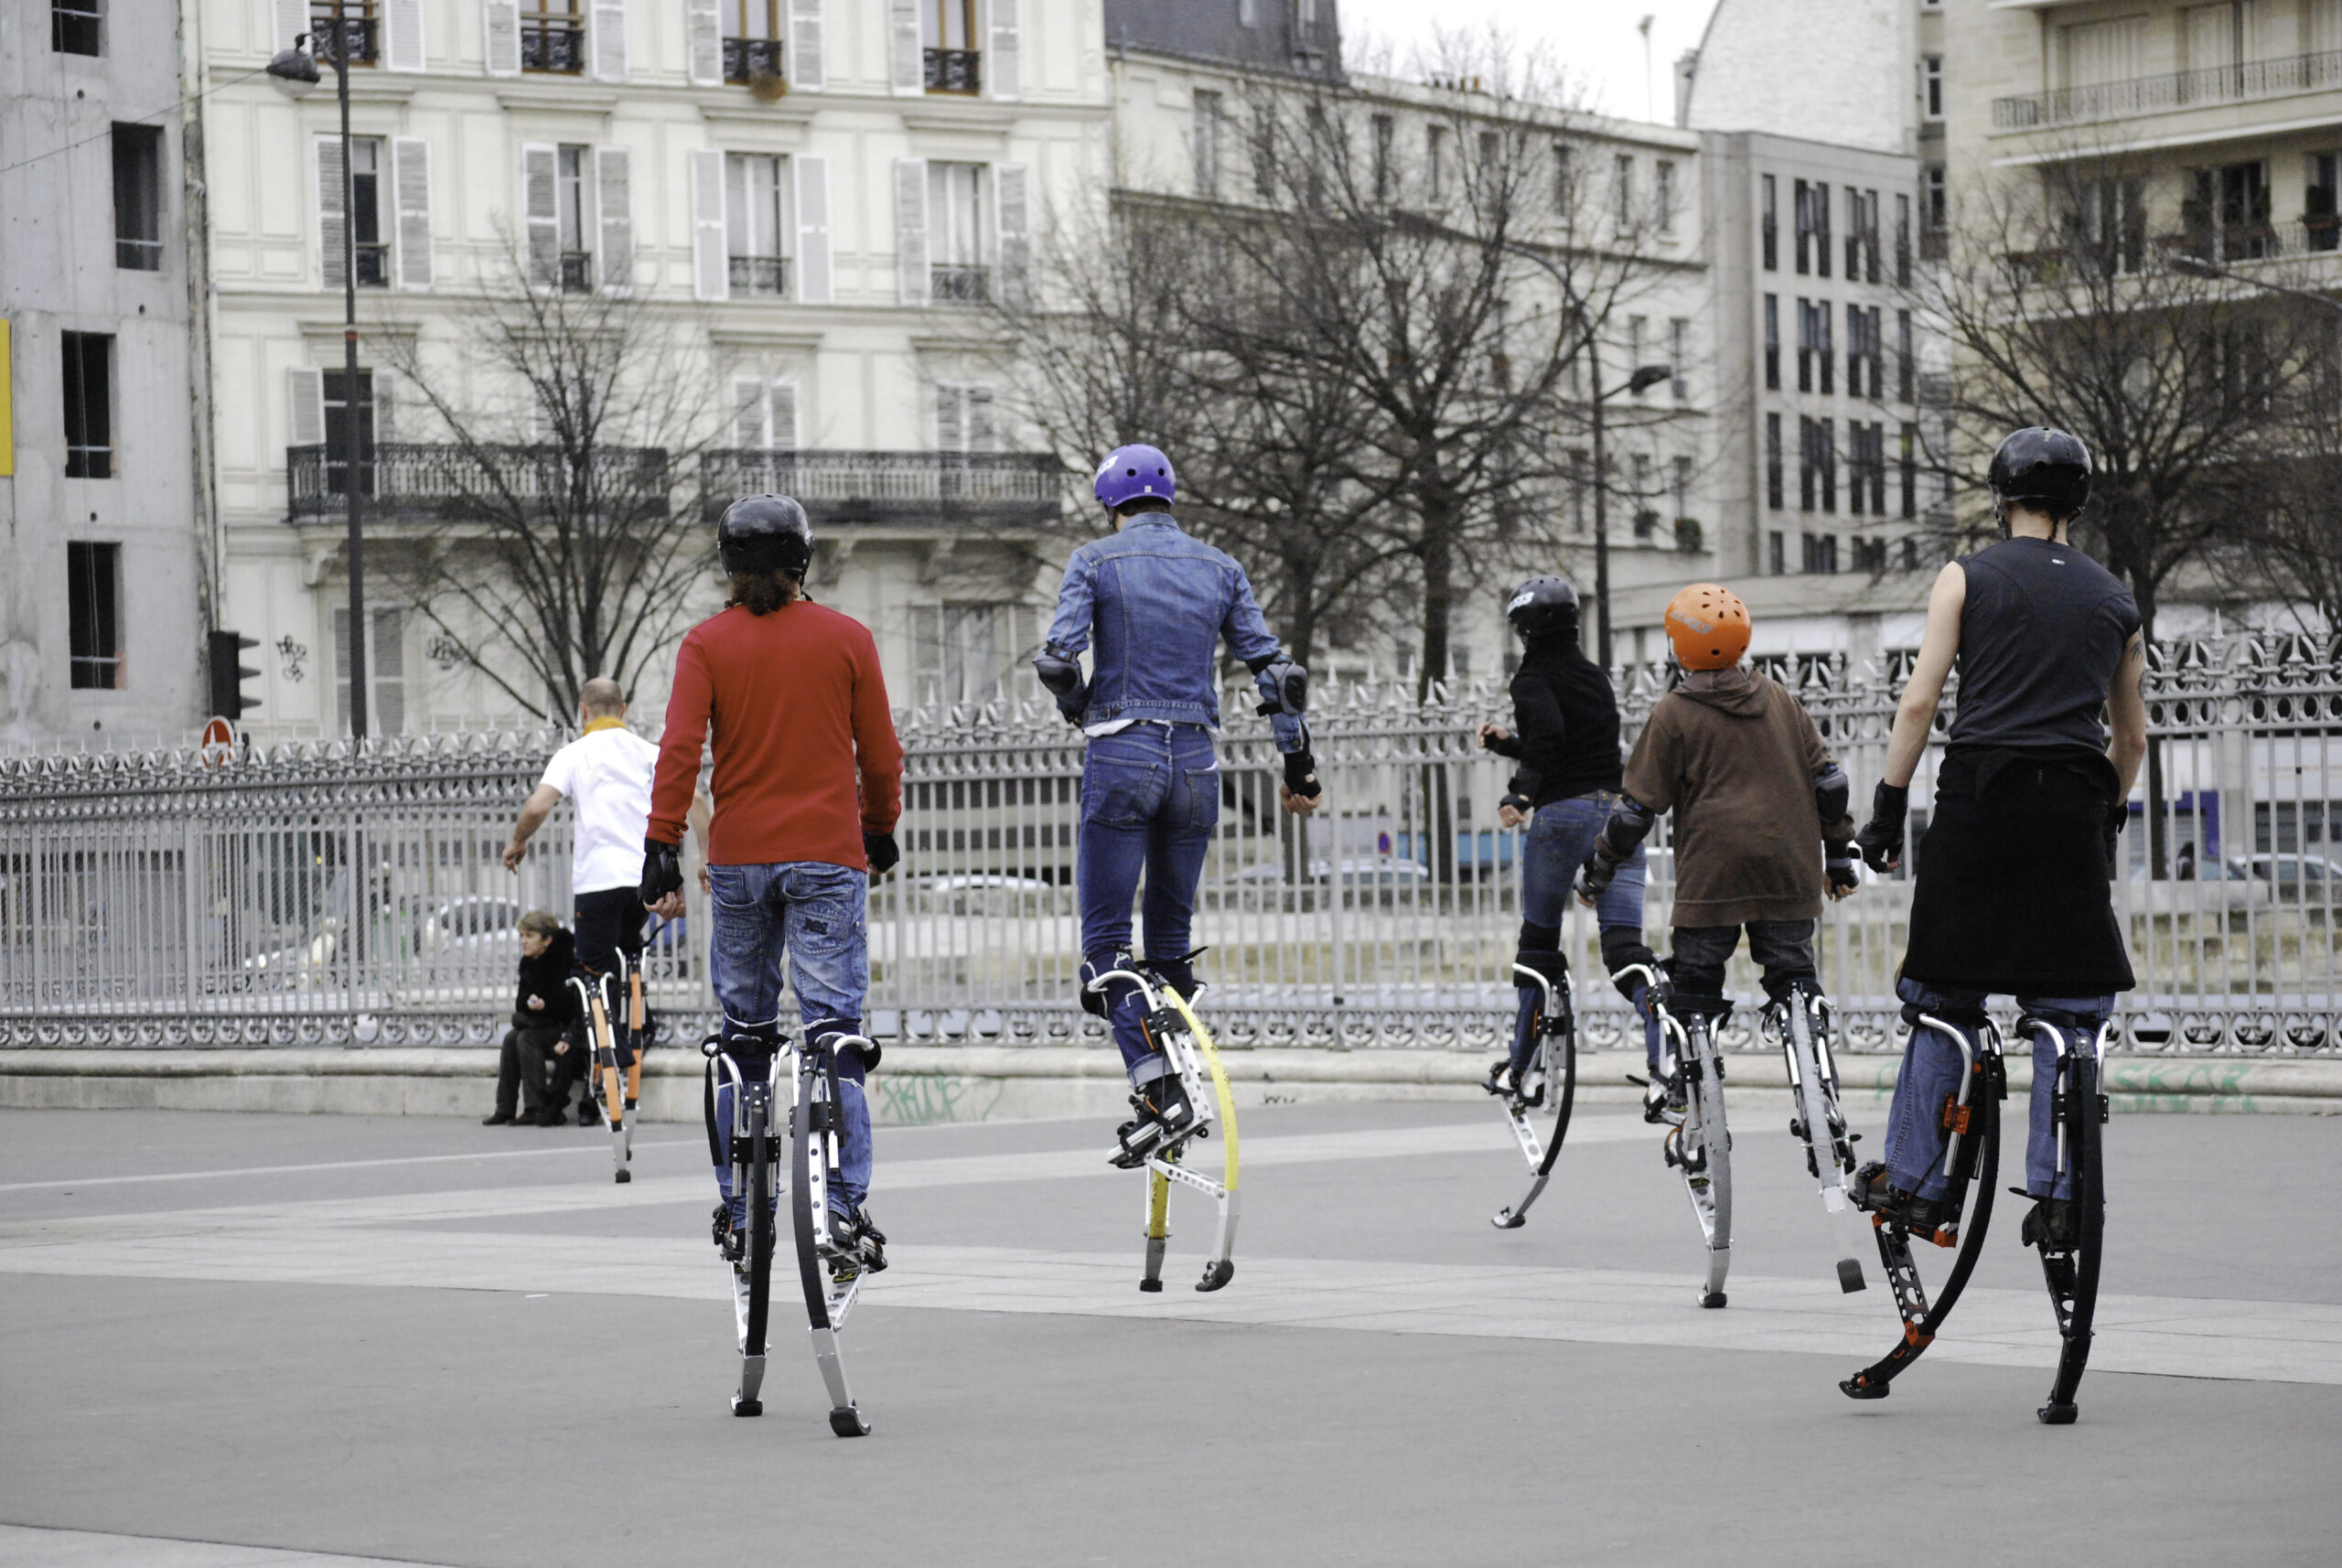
[1336,0,1723,123]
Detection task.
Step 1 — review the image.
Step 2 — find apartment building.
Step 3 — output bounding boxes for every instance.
[1105,1,1721,679]
[190,0,1109,738]
[0,0,209,742]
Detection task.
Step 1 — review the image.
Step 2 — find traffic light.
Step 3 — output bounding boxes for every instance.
[208,630,261,721]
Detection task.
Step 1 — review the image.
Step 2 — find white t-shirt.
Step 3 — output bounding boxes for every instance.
[539,725,661,894]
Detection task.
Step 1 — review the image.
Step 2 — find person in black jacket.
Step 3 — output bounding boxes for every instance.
[484,910,583,1127]
[1478,576,1663,1107]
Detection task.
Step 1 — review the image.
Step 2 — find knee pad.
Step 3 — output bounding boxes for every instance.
[1079,951,1140,1018]
[1517,920,1562,954]
[808,1018,878,1076]
[1599,927,1659,1001]
[1512,949,1568,989]
[719,1017,781,1053]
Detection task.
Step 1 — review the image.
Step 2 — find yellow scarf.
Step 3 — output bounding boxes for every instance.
[583,716,628,736]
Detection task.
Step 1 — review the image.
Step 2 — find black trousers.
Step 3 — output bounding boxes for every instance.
[573,886,655,1068]
[1669,918,1817,1003]
[494,1025,569,1117]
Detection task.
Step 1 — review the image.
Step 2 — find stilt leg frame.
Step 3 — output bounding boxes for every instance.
[1093,968,1241,1294]
[790,1034,876,1437]
[1490,961,1577,1230]
[2029,1015,2110,1426]
[1772,984,1866,1293]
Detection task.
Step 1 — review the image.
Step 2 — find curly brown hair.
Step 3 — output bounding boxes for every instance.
[725,571,803,616]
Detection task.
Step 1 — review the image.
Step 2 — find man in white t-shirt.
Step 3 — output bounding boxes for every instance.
[503,678,680,1117]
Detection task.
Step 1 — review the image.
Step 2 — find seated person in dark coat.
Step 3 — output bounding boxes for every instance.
[484,911,582,1127]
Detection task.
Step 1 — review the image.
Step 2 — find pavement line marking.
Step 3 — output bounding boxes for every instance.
[0,1522,465,1567]
[0,1139,704,1195]
[4,1227,2335,1388]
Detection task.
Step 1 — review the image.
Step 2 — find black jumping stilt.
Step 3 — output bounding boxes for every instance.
[1490,961,1577,1230]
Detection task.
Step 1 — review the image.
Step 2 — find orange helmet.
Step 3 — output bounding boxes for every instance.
[1664,584,1752,671]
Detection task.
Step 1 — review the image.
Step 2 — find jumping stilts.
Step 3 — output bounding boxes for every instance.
[1093,966,1241,1294]
[2029,1016,2110,1425]
[1489,962,1577,1230]
[792,1032,875,1436]
[1769,983,1866,1292]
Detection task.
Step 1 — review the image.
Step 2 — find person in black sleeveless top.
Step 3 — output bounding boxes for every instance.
[1848,428,2146,1245]
[1477,576,1660,1095]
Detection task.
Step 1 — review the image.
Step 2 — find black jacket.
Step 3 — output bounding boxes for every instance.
[1488,636,1624,808]
[513,929,581,1030]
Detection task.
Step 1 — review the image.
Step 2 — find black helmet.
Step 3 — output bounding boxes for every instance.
[717,494,813,579]
[1988,427,2091,519]
[1506,575,1581,643]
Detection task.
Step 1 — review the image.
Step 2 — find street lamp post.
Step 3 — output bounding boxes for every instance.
[268,6,370,739]
[1585,348,1676,671]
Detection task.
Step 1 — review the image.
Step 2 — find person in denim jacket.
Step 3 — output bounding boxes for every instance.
[1477,576,1665,1113]
[1036,444,1321,1166]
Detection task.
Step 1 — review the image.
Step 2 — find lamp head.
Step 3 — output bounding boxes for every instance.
[1627,363,1672,394]
[267,40,322,100]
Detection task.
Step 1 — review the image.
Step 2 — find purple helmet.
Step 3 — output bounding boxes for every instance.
[1093,444,1176,511]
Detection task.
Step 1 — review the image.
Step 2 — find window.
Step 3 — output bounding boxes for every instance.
[1630,453,1655,537]
[1846,307,1868,400]
[1848,422,1885,516]
[1814,181,1832,278]
[1614,154,1634,231]
[1552,140,1573,213]
[1799,416,1818,510]
[1761,174,1777,271]
[322,369,377,497]
[67,542,121,690]
[62,332,113,479]
[1430,126,1451,202]
[2305,153,2338,252]
[1766,414,1783,510]
[1565,450,1589,532]
[1896,192,1912,285]
[1198,92,1228,198]
[1669,318,1688,401]
[1296,0,1317,33]
[923,0,980,92]
[52,0,101,54]
[1900,422,1918,519]
[521,0,586,74]
[929,161,988,300]
[1656,160,1675,235]
[1764,295,1779,391]
[1768,530,1785,576]
[1796,299,1816,393]
[555,145,593,291]
[333,607,407,735]
[1793,178,1811,274]
[2072,176,2147,274]
[1819,419,1836,512]
[725,154,790,294]
[935,382,996,452]
[1478,131,1501,178]
[1239,0,1257,26]
[1671,456,1692,520]
[112,124,163,271]
[1802,532,1838,574]
[1628,317,1648,391]
[1850,188,1880,284]
[2185,160,2272,263]
[1924,166,1947,231]
[1924,55,1943,121]
[911,603,1038,706]
[311,0,379,66]
[1896,309,1914,403]
[349,137,390,287]
[1817,302,1833,395]
[1799,416,1836,513]
[724,0,784,82]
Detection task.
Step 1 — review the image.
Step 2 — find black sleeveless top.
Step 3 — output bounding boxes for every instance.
[1502,637,1624,805]
[1946,536,2140,756]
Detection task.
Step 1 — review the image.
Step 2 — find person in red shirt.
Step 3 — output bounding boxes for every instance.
[639,496,904,1283]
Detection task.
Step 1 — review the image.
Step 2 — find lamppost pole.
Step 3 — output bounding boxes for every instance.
[1588,337,1613,669]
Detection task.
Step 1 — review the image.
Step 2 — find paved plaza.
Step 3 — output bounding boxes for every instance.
[2,1098,2339,1566]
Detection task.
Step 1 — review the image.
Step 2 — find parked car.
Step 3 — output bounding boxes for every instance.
[2241,854,2342,892]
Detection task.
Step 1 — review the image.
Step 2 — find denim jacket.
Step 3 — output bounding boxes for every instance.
[1043,514,1305,753]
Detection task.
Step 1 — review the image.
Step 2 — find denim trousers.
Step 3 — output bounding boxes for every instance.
[1077,723,1220,1085]
[708,860,872,1220]
[1515,793,1662,1069]
[1882,975,2111,1202]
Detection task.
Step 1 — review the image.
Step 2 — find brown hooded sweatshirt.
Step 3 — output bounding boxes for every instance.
[1622,666,1856,928]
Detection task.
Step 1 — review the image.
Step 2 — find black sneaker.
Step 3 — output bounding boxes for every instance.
[2020,1197,2079,1249]
[1481,1057,1515,1098]
[538,1108,567,1127]
[1110,1074,1197,1168]
[849,1207,887,1273]
[1848,1161,1944,1235]
[481,1110,516,1126]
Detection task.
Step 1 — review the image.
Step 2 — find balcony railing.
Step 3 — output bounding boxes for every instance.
[724,36,784,82]
[521,17,586,73]
[286,443,671,521]
[728,255,791,295]
[930,263,992,303]
[557,252,593,293]
[311,8,379,66]
[924,48,981,92]
[700,449,1063,527]
[1994,48,2342,129]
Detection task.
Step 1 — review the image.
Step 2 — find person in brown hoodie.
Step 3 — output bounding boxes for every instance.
[1577,585,1858,1093]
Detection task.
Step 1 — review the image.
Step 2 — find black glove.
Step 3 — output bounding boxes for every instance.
[1283,749,1323,800]
[1499,791,1535,818]
[1575,849,1617,905]
[639,837,683,905]
[1825,847,1860,897]
[863,831,900,877]
[1853,780,1909,874]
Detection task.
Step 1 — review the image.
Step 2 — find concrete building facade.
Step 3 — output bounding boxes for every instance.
[1,0,209,743]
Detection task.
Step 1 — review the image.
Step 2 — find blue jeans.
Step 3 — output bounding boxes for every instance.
[1516,793,1662,1069]
[1882,976,2111,1202]
[708,861,872,1221]
[1077,723,1219,1086]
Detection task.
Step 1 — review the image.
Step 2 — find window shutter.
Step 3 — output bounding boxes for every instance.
[770,381,800,449]
[888,0,922,94]
[373,608,407,735]
[993,163,1028,307]
[685,0,721,85]
[691,147,729,302]
[596,145,633,292]
[967,385,997,452]
[733,378,770,448]
[987,0,1021,100]
[317,136,347,290]
[483,0,521,76]
[521,144,559,288]
[936,385,964,451]
[289,367,326,448]
[895,158,929,306]
[392,136,434,289]
[795,155,833,304]
[593,0,628,81]
[790,0,825,90]
[274,0,307,48]
[383,0,425,70]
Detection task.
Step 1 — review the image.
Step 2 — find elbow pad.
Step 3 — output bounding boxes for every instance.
[1814,763,1851,827]
[1034,645,1088,719]
[1247,654,1308,717]
[1596,796,1657,863]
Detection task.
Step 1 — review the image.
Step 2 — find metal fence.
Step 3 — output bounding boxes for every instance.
[5,630,2342,1055]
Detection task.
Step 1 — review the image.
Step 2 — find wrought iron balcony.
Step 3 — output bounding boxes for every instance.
[728,255,791,295]
[1994,48,2342,130]
[930,263,992,303]
[521,17,586,73]
[286,443,671,521]
[723,36,784,82]
[700,450,1063,528]
[924,48,980,92]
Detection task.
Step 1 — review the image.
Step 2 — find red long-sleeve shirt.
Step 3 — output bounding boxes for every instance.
[649,600,903,870]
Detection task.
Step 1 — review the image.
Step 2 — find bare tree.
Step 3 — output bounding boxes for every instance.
[378,241,719,720]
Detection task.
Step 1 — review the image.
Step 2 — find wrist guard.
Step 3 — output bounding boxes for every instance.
[1033,645,1089,725]
[1853,780,1908,874]
[863,831,900,877]
[639,837,683,905]
[1283,749,1323,800]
